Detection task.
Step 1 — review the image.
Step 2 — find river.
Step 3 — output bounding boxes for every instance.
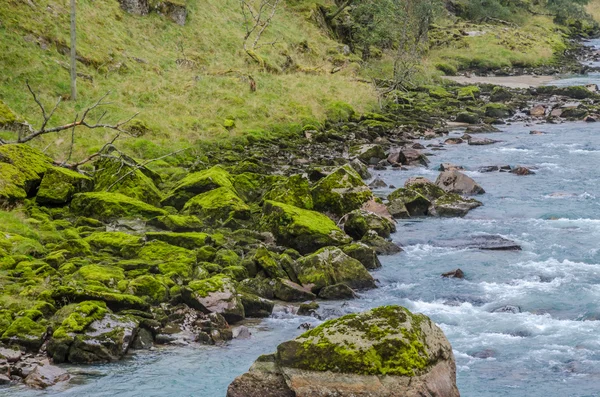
[6,52,600,397]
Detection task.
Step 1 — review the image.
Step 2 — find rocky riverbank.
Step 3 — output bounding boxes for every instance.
[2,65,600,392]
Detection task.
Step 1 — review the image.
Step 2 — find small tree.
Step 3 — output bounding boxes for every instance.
[70,0,77,101]
[240,0,281,69]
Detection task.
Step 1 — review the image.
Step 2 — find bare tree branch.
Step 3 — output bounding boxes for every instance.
[240,0,281,68]
[1,84,138,145]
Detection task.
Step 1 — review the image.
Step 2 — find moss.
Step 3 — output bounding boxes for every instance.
[293,246,375,293]
[51,286,149,311]
[325,101,356,123]
[71,192,167,220]
[187,275,228,298]
[261,200,351,254]
[456,86,481,100]
[0,100,18,126]
[0,162,27,205]
[0,144,52,192]
[52,301,108,339]
[137,240,196,278]
[214,249,240,267]
[276,305,430,376]
[485,103,511,118]
[36,166,93,205]
[434,62,457,76]
[93,156,163,206]
[55,238,92,257]
[1,316,47,349]
[75,264,125,287]
[344,210,395,240]
[263,174,313,210]
[84,232,143,257]
[146,231,210,250]
[147,214,204,232]
[183,187,251,224]
[311,165,373,216]
[222,265,249,281]
[128,275,168,303]
[196,245,217,262]
[387,188,431,217]
[44,250,68,268]
[162,165,234,209]
[253,246,288,279]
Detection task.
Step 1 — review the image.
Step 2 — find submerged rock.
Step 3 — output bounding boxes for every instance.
[227,305,459,397]
[435,235,521,251]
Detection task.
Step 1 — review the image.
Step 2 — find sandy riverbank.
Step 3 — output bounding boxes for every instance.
[444,75,558,88]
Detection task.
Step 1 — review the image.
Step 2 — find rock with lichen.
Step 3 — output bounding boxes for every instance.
[311,165,373,216]
[260,200,352,254]
[227,305,459,397]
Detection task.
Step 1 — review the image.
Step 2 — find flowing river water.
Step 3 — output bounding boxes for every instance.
[6,45,600,397]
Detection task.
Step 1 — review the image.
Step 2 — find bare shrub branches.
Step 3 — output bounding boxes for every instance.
[3,82,139,145]
[240,0,281,68]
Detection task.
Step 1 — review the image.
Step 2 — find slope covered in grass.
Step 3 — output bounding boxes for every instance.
[0,0,375,161]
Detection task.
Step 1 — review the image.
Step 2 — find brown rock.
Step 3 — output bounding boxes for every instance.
[445,138,463,145]
[511,167,535,176]
[436,171,485,195]
[529,105,546,117]
[24,364,70,389]
[442,269,465,279]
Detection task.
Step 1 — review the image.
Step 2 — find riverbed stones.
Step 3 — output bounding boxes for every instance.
[292,247,376,293]
[311,165,373,216]
[227,305,459,397]
[436,171,485,195]
[343,209,396,239]
[387,148,429,167]
[181,276,245,323]
[24,363,70,389]
[260,200,352,254]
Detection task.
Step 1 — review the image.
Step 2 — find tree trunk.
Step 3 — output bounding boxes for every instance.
[70,0,77,101]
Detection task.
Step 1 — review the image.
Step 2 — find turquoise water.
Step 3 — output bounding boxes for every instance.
[7,69,600,397]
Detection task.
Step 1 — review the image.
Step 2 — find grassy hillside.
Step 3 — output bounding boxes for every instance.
[0,0,594,163]
[0,0,376,161]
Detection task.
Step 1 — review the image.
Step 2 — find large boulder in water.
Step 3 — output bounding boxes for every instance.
[435,171,485,195]
[260,200,352,254]
[227,305,459,397]
[343,209,396,239]
[311,165,373,216]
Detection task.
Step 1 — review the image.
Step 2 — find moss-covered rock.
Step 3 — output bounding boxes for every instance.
[183,187,251,225]
[361,230,403,256]
[71,192,167,220]
[0,144,52,193]
[181,275,245,323]
[146,231,210,250]
[239,292,274,318]
[73,264,125,288]
[0,162,27,205]
[341,242,382,270]
[387,188,431,217]
[147,214,204,232]
[51,286,149,311]
[261,200,352,254]
[343,209,396,240]
[312,165,373,216]
[263,175,313,210]
[36,166,93,205]
[432,193,482,217]
[457,85,480,100]
[1,316,47,350]
[233,172,282,203]
[84,232,143,258]
[253,247,288,279]
[228,306,459,397]
[484,103,512,118]
[350,144,386,165]
[293,247,375,293]
[272,278,316,302]
[93,156,162,206]
[137,240,196,278]
[162,165,234,209]
[127,275,168,303]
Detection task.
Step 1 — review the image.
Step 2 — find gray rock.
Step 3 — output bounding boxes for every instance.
[227,306,459,397]
[436,171,485,195]
[24,364,70,389]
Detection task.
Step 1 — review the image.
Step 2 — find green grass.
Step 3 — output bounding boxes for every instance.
[0,0,376,161]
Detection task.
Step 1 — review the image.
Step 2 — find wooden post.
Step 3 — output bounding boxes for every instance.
[70,0,77,101]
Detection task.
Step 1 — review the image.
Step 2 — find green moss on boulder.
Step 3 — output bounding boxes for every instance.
[183,187,251,224]
[1,316,47,350]
[137,240,196,278]
[293,247,375,293]
[93,156,163,206]
[263,175,313,210]
[275,306,452,377]
[261,200,352,254]
[71,192,166,220]
[147,214,204,232]
[162,165,234,209]
[343,210,396,240]
[146,231,210,250]
[84,232,143,258]
[0,162,27,205]
[0,144,52,192]
[312,165,373,216]
[128,275,168,303]
[37,166,93,205]
[181,275,245,323]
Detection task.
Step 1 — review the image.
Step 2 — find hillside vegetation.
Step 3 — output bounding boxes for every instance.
[0,0,598,162]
